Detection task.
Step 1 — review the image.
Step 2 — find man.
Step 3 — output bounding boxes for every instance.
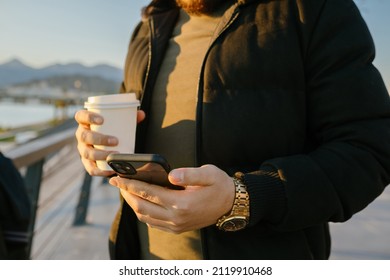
[75,0,390,259]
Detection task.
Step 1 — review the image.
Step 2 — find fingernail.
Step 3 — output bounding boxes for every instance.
[169,169,183,184]
[93,116,103,124]
[108,137,118,145]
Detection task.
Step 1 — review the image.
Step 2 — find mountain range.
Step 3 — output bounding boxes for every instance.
[0,58,123,88]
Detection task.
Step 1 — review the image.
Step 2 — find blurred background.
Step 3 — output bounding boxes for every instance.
[0,0,149,135]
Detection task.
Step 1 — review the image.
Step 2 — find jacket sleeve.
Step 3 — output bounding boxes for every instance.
[246,0,390,230]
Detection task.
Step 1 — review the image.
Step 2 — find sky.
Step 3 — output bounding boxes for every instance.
[0,0,150,68]
[0,0,389,88]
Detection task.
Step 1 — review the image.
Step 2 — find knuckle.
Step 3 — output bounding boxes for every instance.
[80,132,88,144]
[75,126,85,141]
[202,164,217,173]
[136,213,146,223]
[132,201,144,214]
[74,128,80,139]
[83,147,91,160]
[76,142,83,153]
[80,130,89,143]
[139,190,152,201]
[170,223,185,234]
[75,109,89,124]
[175,200,191,212]
[74,110,82,121]
[170,211,187,228]
[86,169,95,176]
[94,134,110,146]
[115,179,126,190]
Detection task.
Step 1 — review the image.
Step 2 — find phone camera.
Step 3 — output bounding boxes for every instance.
[111,162,136,175]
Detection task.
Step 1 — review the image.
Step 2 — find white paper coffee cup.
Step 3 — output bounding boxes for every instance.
[84,93,140,170]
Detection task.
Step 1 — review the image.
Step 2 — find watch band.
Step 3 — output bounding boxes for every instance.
[216,174,250,231]
[230,176,250,217]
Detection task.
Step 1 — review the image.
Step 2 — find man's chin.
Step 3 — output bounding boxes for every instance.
[175,0,226,15]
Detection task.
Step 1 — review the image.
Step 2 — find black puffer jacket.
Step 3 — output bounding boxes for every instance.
[110,0,390,259]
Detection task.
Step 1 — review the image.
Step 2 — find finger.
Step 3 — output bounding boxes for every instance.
[75,126,118,146]
[77,138,117,176]
[137,110,146,124]
[110,176,171,205]
[136,206,199,234]
[119,188,184,234]
[144,218,182,234]
[119,188,171,221]
[111,177,199,230]
[78,141,117,161]
[74,109,104,126]
[81,157,114,177]
[168,164,226,187]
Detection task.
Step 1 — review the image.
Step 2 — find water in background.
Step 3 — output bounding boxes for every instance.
[0,101,81,129]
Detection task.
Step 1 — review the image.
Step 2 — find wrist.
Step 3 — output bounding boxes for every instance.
[216,172,250,231]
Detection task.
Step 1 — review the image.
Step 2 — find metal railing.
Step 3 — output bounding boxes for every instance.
[3,122,92,258]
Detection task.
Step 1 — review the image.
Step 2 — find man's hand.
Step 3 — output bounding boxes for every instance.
[109,164,235,234]
[74,109,145,176]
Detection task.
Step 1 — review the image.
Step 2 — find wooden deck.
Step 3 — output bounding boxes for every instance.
[29,144,120,260]
[27,143,390,260]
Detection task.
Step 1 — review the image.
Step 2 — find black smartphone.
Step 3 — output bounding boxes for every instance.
[106,153,182,189]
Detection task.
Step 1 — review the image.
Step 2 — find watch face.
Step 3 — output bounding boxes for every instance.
[221,218,248,232]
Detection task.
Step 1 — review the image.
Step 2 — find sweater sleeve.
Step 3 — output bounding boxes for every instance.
[242,165,287,226]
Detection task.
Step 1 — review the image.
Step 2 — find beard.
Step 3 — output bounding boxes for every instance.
[175,0,227,15]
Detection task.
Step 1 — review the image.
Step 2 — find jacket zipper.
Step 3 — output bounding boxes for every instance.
[142,3,243,260]
[141,17,154,106]
[197,4,242,260]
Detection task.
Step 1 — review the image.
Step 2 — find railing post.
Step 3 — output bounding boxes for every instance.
[24,159,45,259]
[73,171,92,226]
[3,124,78,259]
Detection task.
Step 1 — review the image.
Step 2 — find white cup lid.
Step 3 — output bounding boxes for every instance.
[84,93,139,109]
[87,93,138,104]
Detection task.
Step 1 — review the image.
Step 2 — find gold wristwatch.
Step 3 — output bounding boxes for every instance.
[216,174,250,231]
